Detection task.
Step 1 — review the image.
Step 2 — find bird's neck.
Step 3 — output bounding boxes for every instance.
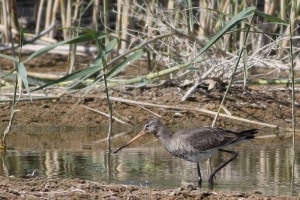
[157,126,172,146]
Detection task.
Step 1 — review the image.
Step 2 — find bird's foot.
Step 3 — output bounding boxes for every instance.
[198,177,202,187]
[208,173,216,184]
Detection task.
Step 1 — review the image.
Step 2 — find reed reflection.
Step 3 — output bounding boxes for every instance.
[0,132,298,196]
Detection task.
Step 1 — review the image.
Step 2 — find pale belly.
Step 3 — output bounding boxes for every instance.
[171,148,219,163]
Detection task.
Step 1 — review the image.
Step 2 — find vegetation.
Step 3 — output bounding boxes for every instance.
[0,0,298,148]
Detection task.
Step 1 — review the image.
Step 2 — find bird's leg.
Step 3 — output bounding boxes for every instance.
[208,149,238,185]
[196,162,202,186]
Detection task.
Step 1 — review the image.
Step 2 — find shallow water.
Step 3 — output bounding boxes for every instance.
[0,126,299,196]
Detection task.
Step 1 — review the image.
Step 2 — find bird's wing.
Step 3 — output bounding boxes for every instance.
[175,127,239,152]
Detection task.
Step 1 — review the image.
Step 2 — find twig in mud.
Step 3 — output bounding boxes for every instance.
[181,66,216,102]
[181,80,201,102]
[2,109,19,149]
[86,95,279,129]
[220,105,232,116]
[0,93,65,102]
[82,105,131,126]
[139,106,161,118]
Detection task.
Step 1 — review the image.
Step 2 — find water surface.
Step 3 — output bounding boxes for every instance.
[0,126,299,196]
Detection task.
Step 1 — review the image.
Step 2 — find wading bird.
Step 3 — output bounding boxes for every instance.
[114,118,258,187]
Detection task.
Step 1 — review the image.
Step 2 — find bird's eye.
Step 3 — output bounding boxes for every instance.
[144,124,150,129]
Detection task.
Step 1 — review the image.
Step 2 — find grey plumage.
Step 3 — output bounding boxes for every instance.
[114,118,258,187]
[144,118,257,161]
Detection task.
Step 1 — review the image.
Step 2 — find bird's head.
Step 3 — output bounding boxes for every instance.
[143,118,164,135]
[113,118,164,153]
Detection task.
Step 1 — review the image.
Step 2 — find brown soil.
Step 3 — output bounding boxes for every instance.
[0,53,299,199]
[0,177,295,200]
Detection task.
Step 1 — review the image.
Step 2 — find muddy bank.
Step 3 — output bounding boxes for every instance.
[0,176,295,200]
[0,84,296,131]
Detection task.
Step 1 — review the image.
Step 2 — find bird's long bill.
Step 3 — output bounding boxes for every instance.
[113,130,146,154]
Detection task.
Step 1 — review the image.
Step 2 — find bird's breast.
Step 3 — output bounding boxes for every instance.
[163,139,218,163]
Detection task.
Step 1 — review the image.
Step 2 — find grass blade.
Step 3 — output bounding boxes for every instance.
[0,53,18,62]
[107,49,144,79]
[255,10,289,25]
[23,31,106,63]
[31,66,101,91]
[17,62,32,101]
[196,6,256,57]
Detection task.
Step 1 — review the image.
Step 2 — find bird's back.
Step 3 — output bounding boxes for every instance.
[161,126,258,163]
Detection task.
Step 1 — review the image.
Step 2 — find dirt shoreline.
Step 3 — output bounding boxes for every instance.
[0,176,296,200]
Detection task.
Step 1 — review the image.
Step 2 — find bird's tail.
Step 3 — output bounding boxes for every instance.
[239,129,258,139]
